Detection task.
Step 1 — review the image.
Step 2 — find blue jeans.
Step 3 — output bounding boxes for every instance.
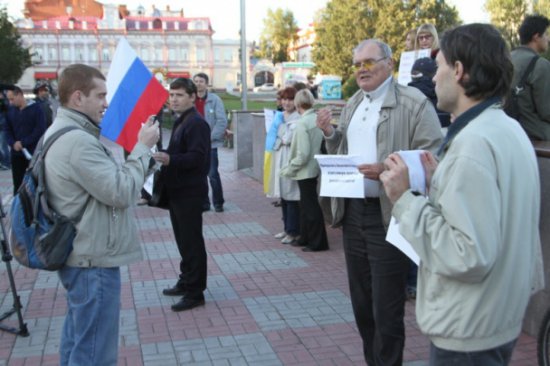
[429,339,516,365]
[58,266,121,366]
[205,148,224,208]
[281,198,300,236]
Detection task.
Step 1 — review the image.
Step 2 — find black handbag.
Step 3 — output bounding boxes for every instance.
[148,170,169,209]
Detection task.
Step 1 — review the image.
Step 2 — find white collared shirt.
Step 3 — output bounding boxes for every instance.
[347,76,392,197]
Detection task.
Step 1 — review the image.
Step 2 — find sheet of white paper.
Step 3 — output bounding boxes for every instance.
[397,150,426,195]
[142,145,160,196]
[315,154,365,198]
[386,216,420,265]
[397,49,431,85]
[264,108,275,132]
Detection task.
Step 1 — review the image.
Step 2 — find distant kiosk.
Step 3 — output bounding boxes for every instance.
[398,49,431,85]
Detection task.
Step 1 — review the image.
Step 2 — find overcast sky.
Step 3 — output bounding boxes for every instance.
[1,0,490,41]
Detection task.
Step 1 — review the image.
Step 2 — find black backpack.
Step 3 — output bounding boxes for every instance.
[504,55,539,120]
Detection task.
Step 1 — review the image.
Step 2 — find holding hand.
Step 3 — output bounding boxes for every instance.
[379,153,410,204]
[357,162,384,180]
[138,116,160,148]
[152,151,170,166]
[420,151,438,193]
[316,107,334,136]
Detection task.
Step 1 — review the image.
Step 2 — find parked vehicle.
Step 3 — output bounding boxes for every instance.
[253,83,277,92]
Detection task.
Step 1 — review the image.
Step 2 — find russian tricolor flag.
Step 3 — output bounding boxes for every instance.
[102,38,168,152]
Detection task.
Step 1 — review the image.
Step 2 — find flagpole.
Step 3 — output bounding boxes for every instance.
[240,0,248,111]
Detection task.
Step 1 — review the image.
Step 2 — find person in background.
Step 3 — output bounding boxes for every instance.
[45,63,159,365]
[416,23,440,58]
[33,82,53,127]
[275,89,284,112]
[404,28,417,51]
[280,89,328,252]
[380,23,543,365]
[0,91,11,170]
[510,14,550,140]
[316,39,442,365]
[157,78,210,312]
[5,86,46,195]
[409,57,451,128]
[267,86,301,245]
[193,72,227,213]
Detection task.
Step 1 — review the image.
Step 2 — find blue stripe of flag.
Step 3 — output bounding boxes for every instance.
[101,58,152,141]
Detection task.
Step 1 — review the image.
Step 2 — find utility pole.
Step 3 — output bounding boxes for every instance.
[240,0,248,110]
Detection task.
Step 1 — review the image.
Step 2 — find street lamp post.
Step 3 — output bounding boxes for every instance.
[240,0,248,110]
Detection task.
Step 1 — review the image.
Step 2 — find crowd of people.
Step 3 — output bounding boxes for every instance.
[0,14,548,366]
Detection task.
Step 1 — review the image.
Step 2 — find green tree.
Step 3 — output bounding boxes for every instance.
[0,8,32,84]
[485,0,528,48]
[534,0,550,16]
[257,8,299,64]
[312,0,460,83]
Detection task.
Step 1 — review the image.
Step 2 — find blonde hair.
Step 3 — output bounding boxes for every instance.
[294,89,315,110]
[416,23,439,50]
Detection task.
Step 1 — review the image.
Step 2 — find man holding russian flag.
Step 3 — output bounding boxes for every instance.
[44,63,160,365]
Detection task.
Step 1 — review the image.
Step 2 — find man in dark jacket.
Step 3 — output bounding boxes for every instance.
[33,82,54,127]
[154,78,211,312]
[5,86,46,194]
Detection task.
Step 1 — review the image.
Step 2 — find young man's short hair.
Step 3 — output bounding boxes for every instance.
[58,64,105,106]
[519,15,550,45]
[440,23,513,101]
[170,78,198,96]
[193,72,209,85]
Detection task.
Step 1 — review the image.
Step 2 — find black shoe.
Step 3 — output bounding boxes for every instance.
[162,285,187,296]
[214,205,224,212]
[302,247,328,252]
[202,204,211,212]
[171,296,205,312]
[290,240,305,247]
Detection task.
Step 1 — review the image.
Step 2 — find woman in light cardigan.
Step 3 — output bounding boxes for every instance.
[280,89,328,252]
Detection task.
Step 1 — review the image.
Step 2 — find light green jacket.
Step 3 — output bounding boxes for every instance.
[44,107,153,267]
[280,109,322,180]
[393,106,544,352]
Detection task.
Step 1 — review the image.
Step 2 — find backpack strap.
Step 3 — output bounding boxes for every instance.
[515,55,539,93]
[33,126,82,223]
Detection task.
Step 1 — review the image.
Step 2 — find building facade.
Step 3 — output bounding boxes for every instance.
[15,2,248,92]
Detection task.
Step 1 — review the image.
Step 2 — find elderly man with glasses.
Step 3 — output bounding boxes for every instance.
[316,39,442,366]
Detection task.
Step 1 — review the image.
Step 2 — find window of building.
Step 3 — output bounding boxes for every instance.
[49,47,57,61]
[214,48,221,62]
[168,48,176,61]
[181,48,188,61]
[142,48,149,61]
[62,47,70,61]
[224,50,232,62]
[196,48,206,62]
[102,48,110,61]
[89,47,97,61]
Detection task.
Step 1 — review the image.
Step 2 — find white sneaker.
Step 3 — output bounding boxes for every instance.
[274,232,286,239]
[281,235,297,244]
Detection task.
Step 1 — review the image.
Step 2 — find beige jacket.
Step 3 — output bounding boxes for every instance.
[325,79,443,227]
[44,107,153,267]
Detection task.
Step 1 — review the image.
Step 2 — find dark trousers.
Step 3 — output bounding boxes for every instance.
[281,198,300,236]
[205,148,224,208]
[168,196,207,299]
[11,154,29,195]
[342,199,408,366]
[297,177,328,250]
[429,339,516,366]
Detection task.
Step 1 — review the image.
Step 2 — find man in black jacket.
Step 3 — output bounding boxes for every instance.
[153,78,211,312]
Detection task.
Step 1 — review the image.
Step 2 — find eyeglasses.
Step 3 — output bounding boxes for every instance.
[352,57,388,71]
[418,34,433,41]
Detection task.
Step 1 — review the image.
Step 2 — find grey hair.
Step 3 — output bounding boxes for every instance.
[353,39,393,59]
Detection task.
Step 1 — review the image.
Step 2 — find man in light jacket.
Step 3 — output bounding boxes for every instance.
[316,39,442,365]
[381,24,544,365]
[193,72,227,212]
[45,64,159,365]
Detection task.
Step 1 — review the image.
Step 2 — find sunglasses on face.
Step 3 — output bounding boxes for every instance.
[418,34,433,41]
[352,57,388,71]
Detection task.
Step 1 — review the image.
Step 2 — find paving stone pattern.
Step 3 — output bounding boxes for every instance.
[0,137,538,365]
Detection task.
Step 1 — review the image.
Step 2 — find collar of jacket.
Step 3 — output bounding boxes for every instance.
[57,107,101,138]
[437,96,501,156]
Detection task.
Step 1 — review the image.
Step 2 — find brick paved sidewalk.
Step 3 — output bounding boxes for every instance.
[0,138,538,365]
